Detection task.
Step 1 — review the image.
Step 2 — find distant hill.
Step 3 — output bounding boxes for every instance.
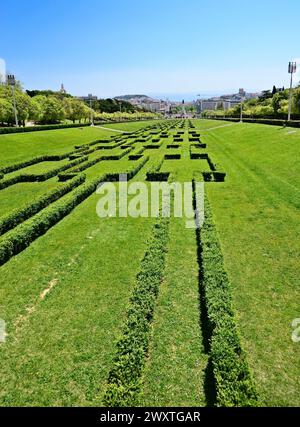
[115,94,152,101]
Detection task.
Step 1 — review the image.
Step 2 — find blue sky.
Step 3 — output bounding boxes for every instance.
[1,0,300,100]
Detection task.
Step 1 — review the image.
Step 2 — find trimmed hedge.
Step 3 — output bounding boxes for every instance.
[199,194,258,406]
[146,156,166,181]
[211,117,300,128]
[167,144,179,148]
[0,156,88,190]
[0,123,90,135]
[60,147,132,179]
[105,156,149,181]
[104,214,170,406]
[101,147,132,160]
[202,171,226,182]
[0,174,85,236]
[164,153,181,160]
[0,153,72,175]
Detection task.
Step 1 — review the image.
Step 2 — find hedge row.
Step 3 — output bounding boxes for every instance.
[0,156,88,190]
[146,156,167,181]
[199,194,258,406]
[0,157,149,266]
[211,117,300,128]
[0,152,75,175]
[0,174,85,236]
[59,146,132,179]
[191,143,206,149]
[0,123,90,135]
[164,153,181,160]
[105,155,149,181]
[202,171,226,182]
[104,215,170,406]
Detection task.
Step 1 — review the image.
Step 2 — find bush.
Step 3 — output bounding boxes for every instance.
[202,171,226,182]
[210,117,300,128]
[164,153,181,160]
[146,156,167,181]
[0,123,90,135]
[0,156,88,190]
[0,152,78,175]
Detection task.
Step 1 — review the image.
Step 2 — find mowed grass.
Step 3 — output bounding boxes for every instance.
[0,119,299,406]
[195,119,300,406]
[0,127,114,168]
[141,216,208,406]
[0,188,155,406]
[0,179,60,217]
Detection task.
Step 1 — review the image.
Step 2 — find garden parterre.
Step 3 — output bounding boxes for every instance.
[0,119,298,406]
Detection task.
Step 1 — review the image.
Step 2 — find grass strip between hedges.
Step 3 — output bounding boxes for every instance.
[104,213,170,406]
[198,189,259,406]
[0,174,86,236]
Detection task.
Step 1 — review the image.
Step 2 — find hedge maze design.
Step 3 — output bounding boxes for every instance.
[0,119,258,406]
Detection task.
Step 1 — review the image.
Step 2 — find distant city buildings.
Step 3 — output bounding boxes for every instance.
[115,95,171,114]
[198,88,261,112]
[77,93,98,101]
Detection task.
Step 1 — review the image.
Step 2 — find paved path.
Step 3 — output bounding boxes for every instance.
[94,125,129,133]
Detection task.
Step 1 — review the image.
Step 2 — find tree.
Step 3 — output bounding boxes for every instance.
[0,98,14,125]
[34,95,65,123]
[292,86,300,114]
[63,98,86,122]
[272,90,288,115]
[0,83,33,126]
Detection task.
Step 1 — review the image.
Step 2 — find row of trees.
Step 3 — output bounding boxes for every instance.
[0,84,160,127]
[202,85,300,119]
[0,84,92,126]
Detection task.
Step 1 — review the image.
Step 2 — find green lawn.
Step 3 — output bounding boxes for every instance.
[0,118,299,406]
[0,127,114,168]
[198,120,300,406]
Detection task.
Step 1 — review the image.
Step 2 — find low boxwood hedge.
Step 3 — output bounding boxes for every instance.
[199,194,258,406]
[0,156,88,190]
[146,157,165,181]
[164,153,181,160]
[0,123,90,135]
[202,171,226,182]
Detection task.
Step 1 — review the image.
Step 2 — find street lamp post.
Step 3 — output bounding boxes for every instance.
[288,61,297,122]
[7,74,19,127]
[89,96,94,126]
[239,95,245,123]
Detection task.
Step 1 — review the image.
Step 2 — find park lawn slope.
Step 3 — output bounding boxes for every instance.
[0,189,155,406]
[197,120,300,406]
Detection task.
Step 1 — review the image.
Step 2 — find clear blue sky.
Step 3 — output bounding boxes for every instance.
[1,0,300,100]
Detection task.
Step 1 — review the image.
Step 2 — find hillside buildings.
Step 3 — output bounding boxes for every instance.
[198,88,260,112]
